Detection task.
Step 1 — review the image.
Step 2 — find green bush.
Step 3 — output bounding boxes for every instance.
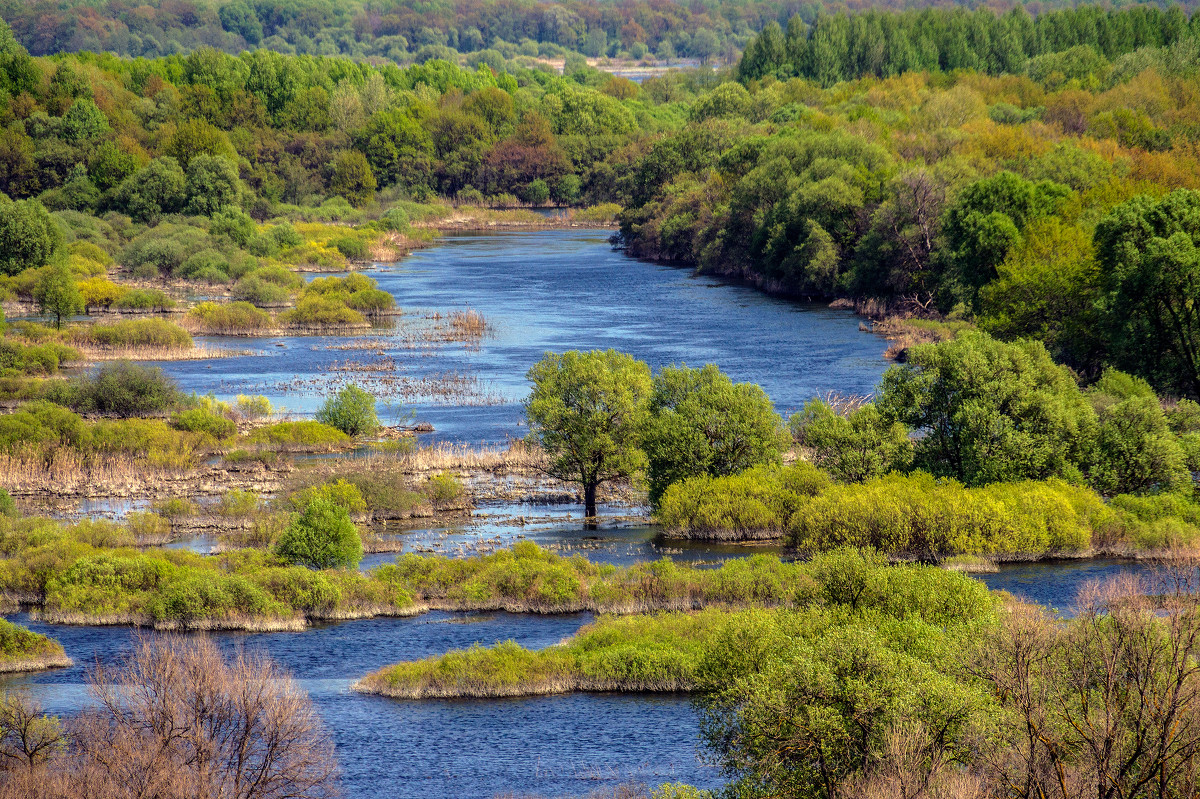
[47,360,181,417]
[656,463,830,539]
[330,235,368,259]
[0,401,88,451]
[232,275,290,306]
[0,338,78,376]
[426,472,464,509]
[277,295,365,328]
[72,319,192,349]
[171,408,236,438]
[154,497,199,519]
[274,497,363,569]
[288,479,367,513]
[788,472,1100,557]
[114,288,175,311]
[235,394,274,419]
[0,618,62,662]
[315,384,379,437]
[0,488,15,517]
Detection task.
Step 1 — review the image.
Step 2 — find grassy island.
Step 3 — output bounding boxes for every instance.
[0,618,70,673]
[354,548,997,698]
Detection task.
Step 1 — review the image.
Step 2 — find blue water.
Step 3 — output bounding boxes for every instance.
[156,230,890,445]
[1,611,720,799]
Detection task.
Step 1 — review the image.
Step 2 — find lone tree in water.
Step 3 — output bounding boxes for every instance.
[524,349,651,520]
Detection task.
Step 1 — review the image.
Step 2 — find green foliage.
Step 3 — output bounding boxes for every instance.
[73,319,192,349]
[525,350,652,516]
[243,421,349,447]
[288,480,367,514]
[425,472,465,509]
[362,547,997,697]
[277,295,366,328]
[0,196,62,277]
[939,171,1069,309]
[656,463,830,539]
[235,394,274,419]
[275,497,364,570]
[879,332,1097,486]
[315,384,379,437]
[48,360,181,417]
[0,618,63,663]
[1094,190,1200,398]
[1089,370,1190,495]
[31,263,82,329]
[186,301,272,334]
[643,364,790,508]
[792,400,913,483]
[171,408,236,439]
[788,472,1100,557]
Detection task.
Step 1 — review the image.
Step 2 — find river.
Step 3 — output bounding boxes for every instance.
[1,230,1151,799]
[155,229,889,444]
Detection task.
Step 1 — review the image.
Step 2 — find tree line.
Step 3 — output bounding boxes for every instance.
[739,4,1200,83]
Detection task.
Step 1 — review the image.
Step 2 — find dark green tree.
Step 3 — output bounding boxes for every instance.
[939,171,1069,310]
[525,350,651,519]
[0,196,63,276]
[878,332,1098,485]
[791,400,913,483]
[1094,190,1200,397]
[184,154,240,216]
[643,364,790,508]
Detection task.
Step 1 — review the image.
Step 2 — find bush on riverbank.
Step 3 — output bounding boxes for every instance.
[655,463,829,539]
[242,421,350,449]
[789,473,1102,557]
[46,360,183,417]
[277,295,366,329]
[70,318,192,350]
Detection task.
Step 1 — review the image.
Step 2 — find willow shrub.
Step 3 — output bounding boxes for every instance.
[655,462,830,538]
[72,318,192,349]
[789,473,1101,557]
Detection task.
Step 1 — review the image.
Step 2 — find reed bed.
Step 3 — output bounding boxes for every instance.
[395,440,546,472]
[0,451,197,496]
[78,343,248,361]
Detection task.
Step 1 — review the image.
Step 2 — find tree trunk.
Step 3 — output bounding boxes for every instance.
[583,482,598,524]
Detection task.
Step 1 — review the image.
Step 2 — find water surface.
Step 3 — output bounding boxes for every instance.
[158,230,890,445]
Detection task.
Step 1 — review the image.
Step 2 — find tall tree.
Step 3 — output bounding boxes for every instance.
[524,350,651,520]
[1095,190,1200,397]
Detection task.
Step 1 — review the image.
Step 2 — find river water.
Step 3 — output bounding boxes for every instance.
[155,230,889,444]
[3,230,1151,798]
